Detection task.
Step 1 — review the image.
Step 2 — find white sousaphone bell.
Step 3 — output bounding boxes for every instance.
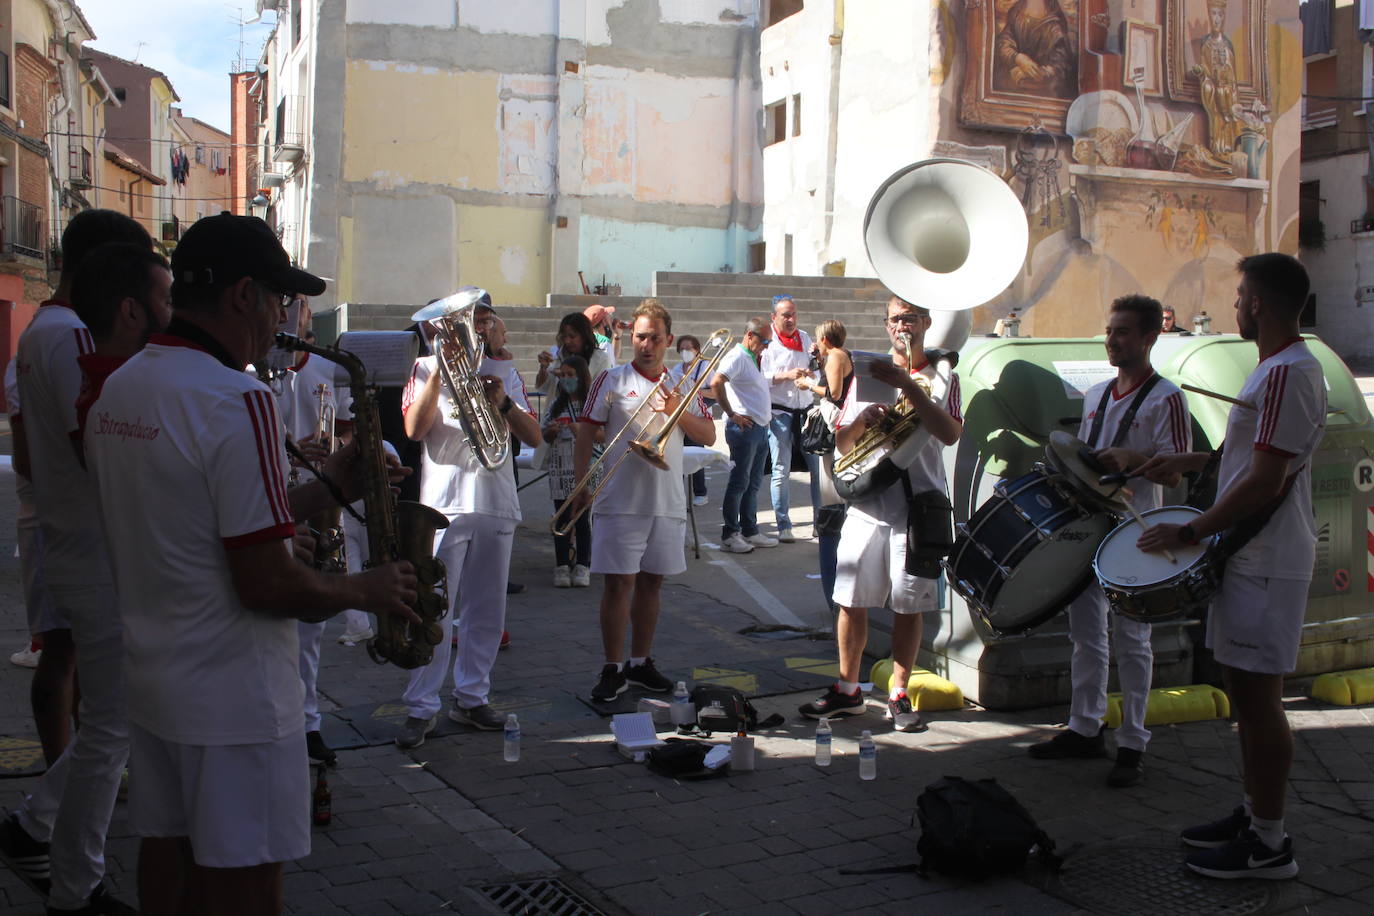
[832,159,1029,498]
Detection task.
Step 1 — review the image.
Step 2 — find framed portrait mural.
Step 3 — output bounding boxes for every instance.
[961,0,1081,133]
[1165,0,1267,107]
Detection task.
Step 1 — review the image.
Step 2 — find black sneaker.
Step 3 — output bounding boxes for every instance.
[394,715,437,750]
[799,684,865,719]
[1185,829,1298,880]
[47,882,138,915]
[624,657,672,692]
[886,693,926,733]
[306,730,337,767]
[1181,806,1250,849]
[0,812,50,895]
[448,703,504,731]
[1107,747,1145,787]
[590,664,628,702]
[1027,727,1106,760]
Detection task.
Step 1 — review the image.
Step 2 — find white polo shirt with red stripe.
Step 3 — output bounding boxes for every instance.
[1078,372,1192,513]
[1216,338,1326,581]
[835,359,962,528]
[583,361,708,520]
[85,332,303,745]
[15,300,109,585]
[400,354,530,521]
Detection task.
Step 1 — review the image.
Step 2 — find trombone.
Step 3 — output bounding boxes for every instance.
[550,328,732,536]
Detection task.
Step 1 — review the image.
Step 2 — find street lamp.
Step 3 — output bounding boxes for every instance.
[249,192,269,220]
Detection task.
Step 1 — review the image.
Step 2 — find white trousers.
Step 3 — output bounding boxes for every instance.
[297,621,326,732]
[16,583,127,909]
[340,511,374,636]
[1066,582,1154,752]
[402,512,513,717]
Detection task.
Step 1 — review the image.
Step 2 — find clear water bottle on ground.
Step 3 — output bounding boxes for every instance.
[814,718,832,767]
[858,730,876,780]
[671,680,694,728]
[503,713,521,762]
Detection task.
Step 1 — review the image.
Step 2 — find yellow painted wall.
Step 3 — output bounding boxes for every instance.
[343,62,500,190]
[12,0,52,49]
[453,204,548,306]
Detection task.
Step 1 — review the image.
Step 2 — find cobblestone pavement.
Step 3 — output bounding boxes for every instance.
[3,457,1374,915]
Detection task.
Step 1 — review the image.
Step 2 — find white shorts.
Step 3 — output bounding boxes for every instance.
[127,723,310,868]
[1207,572,1310,675]
[19,525,65,634]
[591,514,687,576]
[832,513,938,615]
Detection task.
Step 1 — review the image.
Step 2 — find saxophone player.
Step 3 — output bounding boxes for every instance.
[393,295,542,748]
[266,295,354,769]
[799,296,962,732]
[83,214,418,916]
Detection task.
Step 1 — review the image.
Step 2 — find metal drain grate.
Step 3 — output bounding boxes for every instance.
[477,878,607,916]
[1051,843,1281,916]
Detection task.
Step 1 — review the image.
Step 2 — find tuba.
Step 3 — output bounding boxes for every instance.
[274,332,451,670]
[832,160,1027,500]
[412,288,510,470]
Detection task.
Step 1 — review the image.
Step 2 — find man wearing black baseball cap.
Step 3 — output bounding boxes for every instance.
[83,212,418,915]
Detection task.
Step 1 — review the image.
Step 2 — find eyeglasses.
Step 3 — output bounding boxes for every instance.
[885,313,927,326]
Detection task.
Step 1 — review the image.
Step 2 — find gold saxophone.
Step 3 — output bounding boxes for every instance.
[275,333,451,670]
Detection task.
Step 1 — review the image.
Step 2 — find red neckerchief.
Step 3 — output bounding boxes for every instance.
[773,322,803,351]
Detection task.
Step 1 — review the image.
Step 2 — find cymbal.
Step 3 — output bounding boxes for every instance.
[1045,430,1127,511]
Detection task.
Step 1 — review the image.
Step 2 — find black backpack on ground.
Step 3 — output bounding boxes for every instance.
[914,776,1057,878]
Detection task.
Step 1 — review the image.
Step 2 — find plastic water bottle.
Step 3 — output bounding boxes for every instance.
[858,730,876,780]
[814,718,832,767]
[503,713,521,762]
[671,681,694,728]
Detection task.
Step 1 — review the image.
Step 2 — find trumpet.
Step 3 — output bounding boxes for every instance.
[308,383,346,574]
[412,289,510,470]
[550,329,732,537]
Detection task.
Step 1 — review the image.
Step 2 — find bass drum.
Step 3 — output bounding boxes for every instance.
[945,466,1114,638]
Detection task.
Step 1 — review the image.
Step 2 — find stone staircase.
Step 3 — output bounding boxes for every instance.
[345,272,897,396]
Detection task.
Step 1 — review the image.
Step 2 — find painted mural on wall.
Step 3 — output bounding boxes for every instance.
[948,0,1294,335]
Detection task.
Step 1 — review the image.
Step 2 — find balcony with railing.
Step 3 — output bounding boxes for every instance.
[272,95,306,163]
[1,196,44,260]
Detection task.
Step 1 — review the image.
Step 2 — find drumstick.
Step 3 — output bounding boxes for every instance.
[1181,384,1257,411]
[1120,487,1176,564]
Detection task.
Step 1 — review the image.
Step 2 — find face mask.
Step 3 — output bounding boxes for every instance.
[679,349,697,362]
[559,377,579,393]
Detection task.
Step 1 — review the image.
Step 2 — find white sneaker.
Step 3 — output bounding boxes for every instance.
[777,527,795,543]
[746,533,779,548]
[9,646,40,668]
[722,533,755,553]
[336,628,374,646]
[572,564,591,587]
[553,566,572,588]
[692,495,708,507]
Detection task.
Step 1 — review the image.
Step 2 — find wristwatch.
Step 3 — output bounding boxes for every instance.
[499,397,514,415]
[1178,524,1198,546]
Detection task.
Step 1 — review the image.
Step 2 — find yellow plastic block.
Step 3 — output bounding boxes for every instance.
[869,659,965,712]
[1310,668,1374,706]
[1104,684,1229,728]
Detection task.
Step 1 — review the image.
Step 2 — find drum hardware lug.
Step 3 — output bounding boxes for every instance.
[1007,501,1033,523]
[971,539,997,561]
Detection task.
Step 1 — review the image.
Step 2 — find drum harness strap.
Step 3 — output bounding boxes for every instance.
[1084,374,1163,450]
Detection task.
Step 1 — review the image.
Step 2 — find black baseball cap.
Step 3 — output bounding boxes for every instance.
[170,212,326,296]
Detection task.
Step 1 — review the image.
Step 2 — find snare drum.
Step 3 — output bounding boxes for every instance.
[1093,506,1218,623]
[946,466,1114,638]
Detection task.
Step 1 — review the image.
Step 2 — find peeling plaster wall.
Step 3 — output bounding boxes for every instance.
[1303,151,1374,364]
[308,0,762,312]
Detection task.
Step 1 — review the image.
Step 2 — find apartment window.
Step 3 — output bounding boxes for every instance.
[765,0,803,28]
[0,48,9,109]
[765,99,786,146]
[118,180,126,202]
[1303,56,1338,130]
[791,93,801,137]
[1299,181,1323,249]
[292,0,303,48]
[0,3,12,109]
[195,145,205,164]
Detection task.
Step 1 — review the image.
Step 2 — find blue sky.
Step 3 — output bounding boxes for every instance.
[79,0,278,133]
